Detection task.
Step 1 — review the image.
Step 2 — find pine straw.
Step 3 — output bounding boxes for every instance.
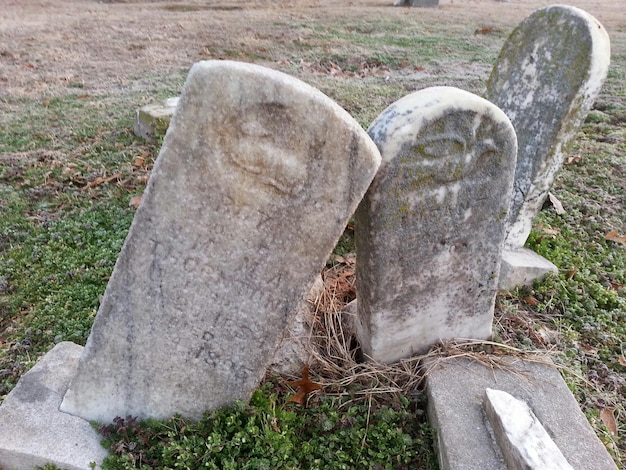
[272,260,553,406]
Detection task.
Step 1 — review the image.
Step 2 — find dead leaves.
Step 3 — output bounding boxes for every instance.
[474,26,503,35]
[287,365,322,406]
[82,172,122,190]
[605,230,626,245]
[523,296,540,306]
[599,407,618,437]
[536,223,560,240]
[547,192,566,215]
[565,155,582,165]
[128,195,143,209]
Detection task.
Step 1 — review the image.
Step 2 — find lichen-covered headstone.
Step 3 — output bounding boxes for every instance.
[60,60,381,422]
[355,87,517,363]
[486,5,610,252]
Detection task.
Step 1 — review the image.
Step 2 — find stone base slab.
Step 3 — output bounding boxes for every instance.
[0,342,108,470]
[424,355,617,470]
[498,247,558,289]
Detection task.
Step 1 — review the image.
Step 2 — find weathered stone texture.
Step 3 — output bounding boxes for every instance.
[355,87,517,363]
[393,0,439,7]
[134,97,179,141]
[0,342,108,470]
[486,5,610,249]
[60,60,381,422]
[484,388,574,470]
[425,356,618,470]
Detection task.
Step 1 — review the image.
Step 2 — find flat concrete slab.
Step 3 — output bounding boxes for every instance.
[424,355,618,470]
[498,247,559,289]
[0,342,108,470]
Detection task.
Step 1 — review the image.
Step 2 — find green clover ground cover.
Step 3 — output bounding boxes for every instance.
[96,387,436,470]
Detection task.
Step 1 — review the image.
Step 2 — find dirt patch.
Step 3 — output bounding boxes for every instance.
[0,0,623,99]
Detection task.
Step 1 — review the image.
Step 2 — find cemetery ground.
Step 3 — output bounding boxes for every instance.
[0,0,624,468]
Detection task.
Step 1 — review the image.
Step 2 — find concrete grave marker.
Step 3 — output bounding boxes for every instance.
[355,87,517,363]
[60,60,381,423]
[485,5,610,288]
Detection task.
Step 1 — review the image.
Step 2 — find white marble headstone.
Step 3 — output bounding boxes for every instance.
[60,60,381,422]
[355,87,517,363]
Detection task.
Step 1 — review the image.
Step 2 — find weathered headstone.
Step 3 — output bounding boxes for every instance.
[354,87,517,363]
[485,5,610,288]
[60,60,381,422]
[393,0,438,7]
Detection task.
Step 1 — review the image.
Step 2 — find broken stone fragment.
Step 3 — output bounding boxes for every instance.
[484,388,574,470]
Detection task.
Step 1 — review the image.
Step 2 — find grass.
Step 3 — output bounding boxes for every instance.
[1,6,625,469]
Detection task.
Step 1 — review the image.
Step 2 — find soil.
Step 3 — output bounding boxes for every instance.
[1,0,624,100]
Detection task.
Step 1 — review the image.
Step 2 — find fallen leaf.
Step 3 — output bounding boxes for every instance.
[548,192,566,215]
[617,356,626,367]
[83,173,122,189]
[270,417,281,433]
[566,267,577,280]
[605,230,626,245]
[600,408,618,436]
[565,155,582,164]
[129,194,142,209]
[536,223,560,238]
[474,26,503,35]
[287,365,322,406]
[523,296,540,306]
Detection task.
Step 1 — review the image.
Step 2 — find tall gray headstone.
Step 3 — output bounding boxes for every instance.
[60,60,381,422]
[486,5,610,253]
[355,87,517,363]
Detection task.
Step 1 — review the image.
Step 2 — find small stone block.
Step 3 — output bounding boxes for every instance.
[498,247,558,289]
[393,0,438,6]
[425,355,618,470]
[484,388,574,470]
[134,97,180,140]
[0,342,108,470]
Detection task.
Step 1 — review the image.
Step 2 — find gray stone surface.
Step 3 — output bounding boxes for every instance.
[393,0,438,7]
[60,60,381,423]
[134,97,179,141]
[484,388,574,470]
[0,342,108,470]
[270,274,324,374]
[425,355,618,470]
[486,5,610,250]
[498,247,558,289]
[354,86,517,363]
